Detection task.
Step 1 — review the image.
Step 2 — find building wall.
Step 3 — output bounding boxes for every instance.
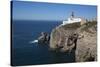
[62,18,82,25]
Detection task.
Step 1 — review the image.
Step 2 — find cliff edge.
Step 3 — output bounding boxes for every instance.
[50,21,97,62]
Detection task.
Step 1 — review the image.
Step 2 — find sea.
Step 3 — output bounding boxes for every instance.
[11,20,75,66]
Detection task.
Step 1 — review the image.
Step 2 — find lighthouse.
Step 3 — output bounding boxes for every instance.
[62,12,83,25]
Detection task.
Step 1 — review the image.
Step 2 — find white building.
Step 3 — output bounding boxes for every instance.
[62,12,83,25]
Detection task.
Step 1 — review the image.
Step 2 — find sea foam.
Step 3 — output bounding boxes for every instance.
[29,40,38,44]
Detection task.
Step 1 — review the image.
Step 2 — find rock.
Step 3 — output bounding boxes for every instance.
[38,32,50,44]
[50,21,97,62]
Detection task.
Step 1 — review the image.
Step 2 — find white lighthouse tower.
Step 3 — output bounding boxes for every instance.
[62,12,82,25]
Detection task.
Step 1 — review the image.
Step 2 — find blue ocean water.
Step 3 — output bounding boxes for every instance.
[12,20,75,66]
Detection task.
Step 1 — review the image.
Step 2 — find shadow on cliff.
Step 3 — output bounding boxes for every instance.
[49,33,78,63]
[49,48,76,63]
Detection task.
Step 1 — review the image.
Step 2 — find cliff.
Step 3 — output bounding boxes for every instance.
[50,21,97,62]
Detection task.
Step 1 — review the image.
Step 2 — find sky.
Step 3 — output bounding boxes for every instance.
[12,1,97,21]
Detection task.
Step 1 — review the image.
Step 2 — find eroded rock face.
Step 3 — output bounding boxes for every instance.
[38,32,50,44]
[50,22,97,62]
[50,23,80,52]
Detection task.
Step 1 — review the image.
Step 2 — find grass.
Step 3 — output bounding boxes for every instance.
[81,21,97,31]
[62,22,81,30]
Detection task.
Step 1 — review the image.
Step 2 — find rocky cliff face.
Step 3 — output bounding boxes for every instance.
[50,21,97,62]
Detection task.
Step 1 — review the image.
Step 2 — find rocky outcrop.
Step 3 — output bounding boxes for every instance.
[38,32,50,44]
[50,21,97,62]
